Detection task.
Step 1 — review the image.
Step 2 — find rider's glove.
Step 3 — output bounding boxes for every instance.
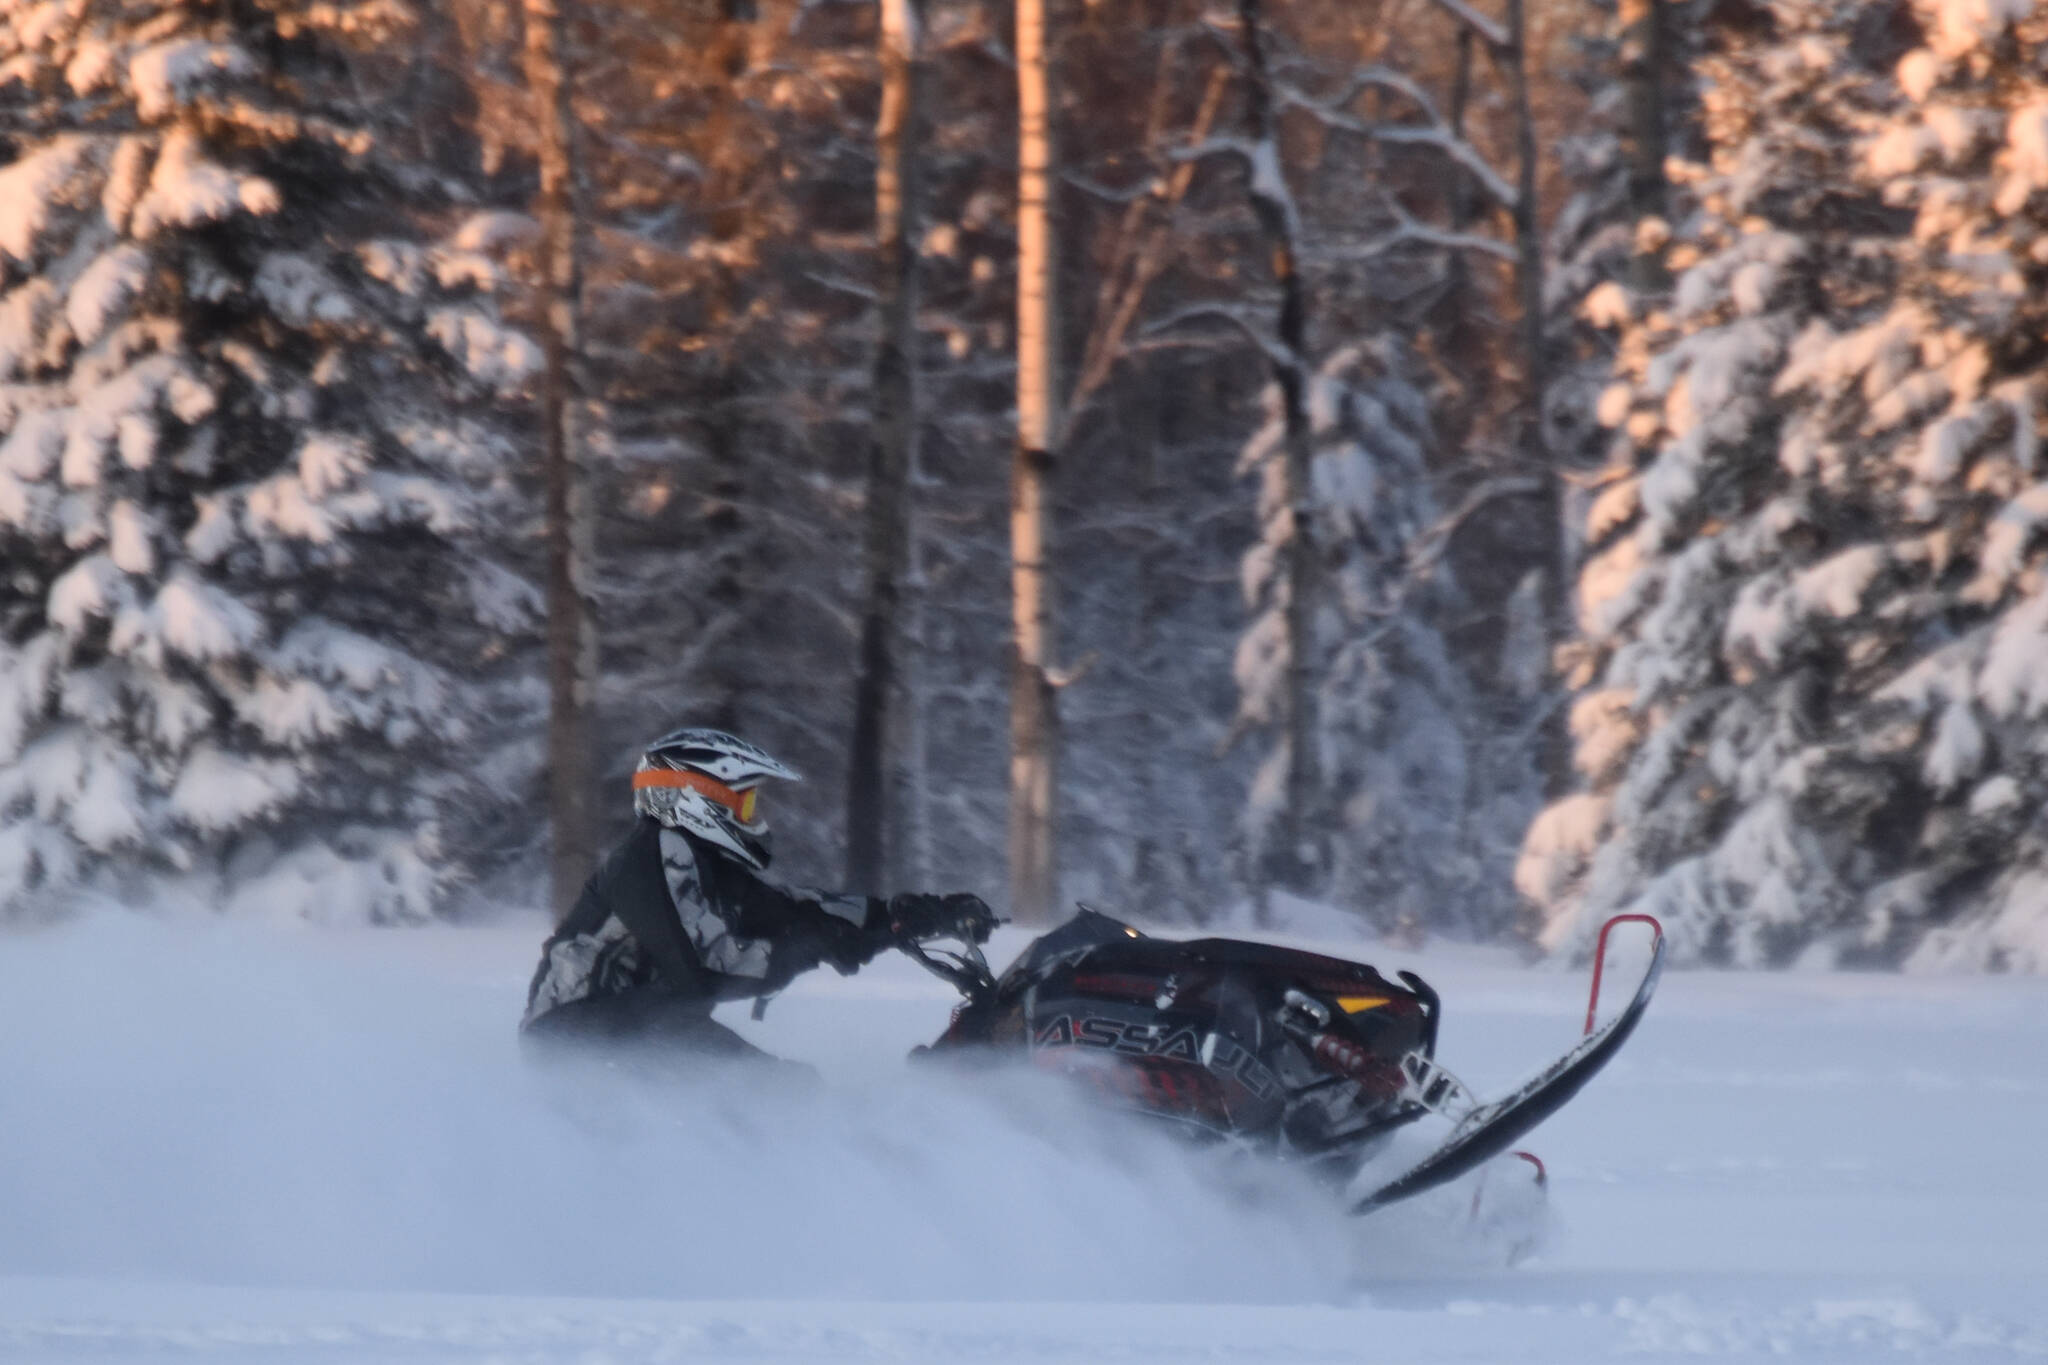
[884,891,998,945]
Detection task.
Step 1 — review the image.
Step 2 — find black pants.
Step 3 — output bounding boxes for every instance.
[521,986,809,1079]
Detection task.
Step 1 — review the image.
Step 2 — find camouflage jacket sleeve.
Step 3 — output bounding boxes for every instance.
[658,829,882,993]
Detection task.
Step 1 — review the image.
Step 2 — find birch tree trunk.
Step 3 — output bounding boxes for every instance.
[846,0,924,893]
[1239,0,1323,892]
[524,0,598,918]
[1010,0,1060,924]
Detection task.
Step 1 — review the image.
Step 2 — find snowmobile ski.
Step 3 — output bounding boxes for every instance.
[1349,916,1665,1214]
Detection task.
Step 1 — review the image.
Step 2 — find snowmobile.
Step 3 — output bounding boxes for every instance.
[903,907,1664,1215]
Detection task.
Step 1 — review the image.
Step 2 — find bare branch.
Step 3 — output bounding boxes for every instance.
[1071,61,1232,412]
[1214,711,1254,758]
[801,271,877,302]
[1414,474,1545,568]
[1561,462,1636,490]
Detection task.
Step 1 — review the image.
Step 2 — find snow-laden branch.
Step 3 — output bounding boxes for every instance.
[1140,301,1295,370]
[1170,133,1304,243]
[1307,193,1515,263]
[800,271,877,303]
[1060,168,1163,205]
[1289,64,1448,129]
[1374,124,1517,210]
[1169,133,1259,166]
[1188,23,1515,212]
[1282,101,1517,209]
[1425,0,1509,49]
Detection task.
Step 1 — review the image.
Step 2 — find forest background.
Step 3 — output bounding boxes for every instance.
[3,0,2046,972]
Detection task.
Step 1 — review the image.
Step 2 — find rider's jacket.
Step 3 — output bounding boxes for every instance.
[521,817,882,1033]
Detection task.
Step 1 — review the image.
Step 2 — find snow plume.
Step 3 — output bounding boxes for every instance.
[0,917,1362,1303]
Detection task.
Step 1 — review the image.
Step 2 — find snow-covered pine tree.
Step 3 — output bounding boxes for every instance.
[1236,340,1504,934]
[1544,0,1705,478]
[0,0,537,921]
[1521,0,2048,969]
[1209,0,1547,937]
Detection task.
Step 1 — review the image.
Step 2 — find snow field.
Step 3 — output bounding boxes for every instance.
[2,913,2046,1361]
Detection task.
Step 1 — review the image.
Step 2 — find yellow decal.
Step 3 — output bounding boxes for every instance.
[1336,995,1392,1013]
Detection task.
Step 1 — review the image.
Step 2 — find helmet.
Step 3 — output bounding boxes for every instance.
[631,727,800,869]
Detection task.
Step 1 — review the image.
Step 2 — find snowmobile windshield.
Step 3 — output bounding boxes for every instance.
[997,907,1143,990]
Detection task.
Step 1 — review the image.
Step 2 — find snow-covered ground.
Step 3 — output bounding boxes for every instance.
[2,911,2045,1362]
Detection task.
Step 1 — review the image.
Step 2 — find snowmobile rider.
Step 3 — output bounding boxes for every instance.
[521,726,997,1063]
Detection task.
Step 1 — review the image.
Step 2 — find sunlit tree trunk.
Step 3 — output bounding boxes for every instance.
[524,0,598,917]
[1010,0,1060,924]
[846,0,924,893]
[1239,0,1323,892]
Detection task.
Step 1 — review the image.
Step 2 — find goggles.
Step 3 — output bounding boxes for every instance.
[633,767,760,823]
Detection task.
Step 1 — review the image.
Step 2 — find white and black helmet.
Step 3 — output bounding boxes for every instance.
[632,727,799,869]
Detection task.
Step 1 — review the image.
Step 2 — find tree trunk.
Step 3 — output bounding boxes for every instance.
[1010,0,1060,924]
[524,0,598,918]
[846,0,924,894]
[898,445,933,889]
[1441,28,1481,367]
[1503,0,1568,795]
[1129,388,1177,915]
[1238,0,1323,892]
[1618,0,1670,291]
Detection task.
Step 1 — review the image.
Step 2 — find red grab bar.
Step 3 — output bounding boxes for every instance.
[1585,913,1663,1036]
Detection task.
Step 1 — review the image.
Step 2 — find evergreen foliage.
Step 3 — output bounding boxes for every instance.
[1523,0,2048,969]
[0,0,533,920]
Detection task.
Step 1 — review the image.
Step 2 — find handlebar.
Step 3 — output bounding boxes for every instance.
[897,934,999,1005]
